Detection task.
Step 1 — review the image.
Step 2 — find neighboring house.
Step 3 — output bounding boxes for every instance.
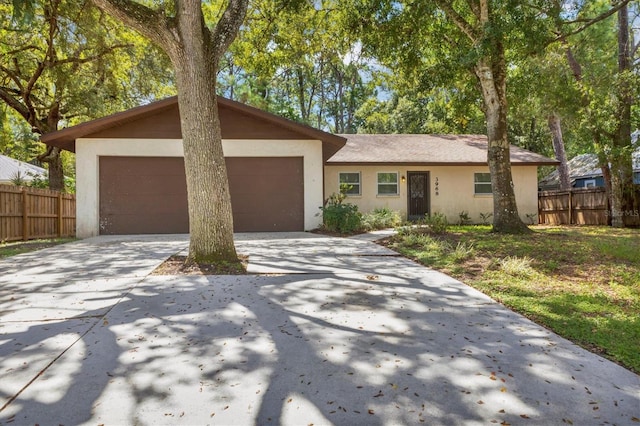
[539,149,640,191]
[0,155,47,185]
[326,134,557,224]
[41,96,557,238]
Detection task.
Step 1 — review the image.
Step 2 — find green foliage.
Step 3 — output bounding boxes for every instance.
[9,171,27,186]
[424,212,449,234]
[356,90,486,135]
[226,0,378,132]
[26,174,48,189]
[361,207,401,231]
[499,256,536,278]
[0,238,74,258]
[319,183,363,234]
[11,0,34,23]
[388,226,640,372]
[320,200,363,234]
[458,210,472,225]
[479,212,493,225]
[0,0,175,189]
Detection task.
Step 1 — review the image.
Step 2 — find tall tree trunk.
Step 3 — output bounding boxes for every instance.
[475,52,530,233]
[38,146,64,190]
[92,0,248,263]
[39,101,64,190]
[612,3,638,226]
[172,3,237,263]
[547,113,571,190]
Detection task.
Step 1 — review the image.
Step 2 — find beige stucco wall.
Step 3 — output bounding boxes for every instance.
[76,138,324,238]
[324,165,539,224]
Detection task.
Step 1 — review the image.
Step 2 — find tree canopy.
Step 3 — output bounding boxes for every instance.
[0,0,174,190]
[2,0,637,228]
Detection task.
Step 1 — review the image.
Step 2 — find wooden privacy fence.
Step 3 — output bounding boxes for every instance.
[538,187,609,225]
[0,184,76,242]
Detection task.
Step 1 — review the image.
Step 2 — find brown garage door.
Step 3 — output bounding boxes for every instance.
[226,157,304,232]
[99,156,304,234]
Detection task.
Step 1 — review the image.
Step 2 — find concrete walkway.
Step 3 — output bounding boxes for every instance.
[0,233,638,425]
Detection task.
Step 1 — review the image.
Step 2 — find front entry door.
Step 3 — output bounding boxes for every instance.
[407,172,430,221]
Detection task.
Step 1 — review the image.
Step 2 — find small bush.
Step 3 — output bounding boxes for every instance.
[319,191,363,234]
[424,212,449,234]
[499,256,536,278]
[458,210,472,225]
[451,241,475,261]
[401,232,436,247]
[362,207,402,231]
[479,212,493,225]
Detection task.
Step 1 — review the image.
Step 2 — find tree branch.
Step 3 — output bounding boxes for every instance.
[433,0,477,43]
[0,64,25,92]
[0,86,49,132]
[1,45,44,56]
[209,0,250,59]
[91,0,178,56]
[552,0,632,42]
[52,43,133,66]
[0,86,30,119]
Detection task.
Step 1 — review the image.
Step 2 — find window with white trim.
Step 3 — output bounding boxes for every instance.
[474,173,492,195]
[339,172,361,195]
[584,179,597,188]
[377,172,399,195]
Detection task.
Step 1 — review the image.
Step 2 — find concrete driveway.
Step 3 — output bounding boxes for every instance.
[0,232,638,425]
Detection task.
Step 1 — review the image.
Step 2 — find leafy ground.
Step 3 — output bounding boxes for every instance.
[384,225,640,374]
[151,254,248,275]
[0,238,74,259]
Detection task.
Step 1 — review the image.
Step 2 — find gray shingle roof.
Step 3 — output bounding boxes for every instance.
[328,134,558,165]
[328,134,557,165]
[539,148,640,188]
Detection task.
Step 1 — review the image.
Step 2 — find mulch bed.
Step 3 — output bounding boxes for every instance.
[151,255,248,276]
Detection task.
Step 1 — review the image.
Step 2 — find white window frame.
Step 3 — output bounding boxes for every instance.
[377,172,399,196]
[584,179,597,188]
[339,172,361,196]
[474,172,492,195]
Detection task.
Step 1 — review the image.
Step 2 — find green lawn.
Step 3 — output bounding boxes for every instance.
[385,225,640,374]
[0,238,75,259]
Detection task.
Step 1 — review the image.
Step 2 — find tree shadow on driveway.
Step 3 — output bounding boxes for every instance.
[0,236,639,425]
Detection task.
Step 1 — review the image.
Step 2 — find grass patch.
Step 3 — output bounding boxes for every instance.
[385,225,640,373]
[0,238,75,259]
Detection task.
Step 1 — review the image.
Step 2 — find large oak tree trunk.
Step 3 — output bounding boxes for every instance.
[547,113,571,190]
[475,53,530,233]
[172,9,237,263]
[38,146,65,191]
[611,3,639,227]
[92,0,248,263]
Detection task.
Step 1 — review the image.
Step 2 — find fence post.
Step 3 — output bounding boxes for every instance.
[57,192,63,238]
[22,187,28,241]
[568,190,573,225]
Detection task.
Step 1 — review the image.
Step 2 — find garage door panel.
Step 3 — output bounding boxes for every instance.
[226,157,304,232]
[102,213,189,235]
[99,156,304,234]
[101,194,187,215]
[99,157,189,235]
